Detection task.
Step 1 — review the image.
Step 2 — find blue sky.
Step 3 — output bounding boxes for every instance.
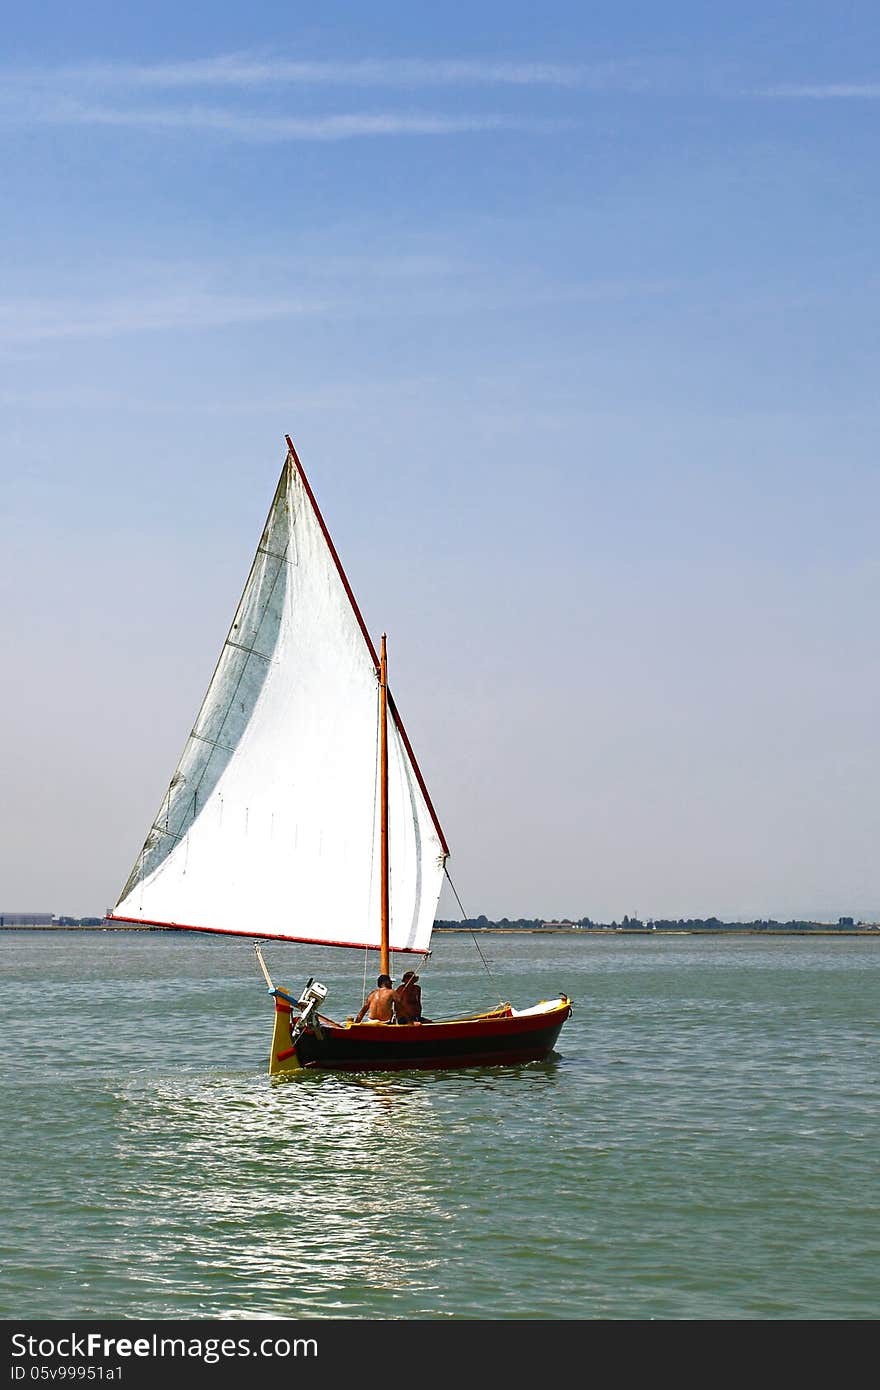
[2,2,879,921]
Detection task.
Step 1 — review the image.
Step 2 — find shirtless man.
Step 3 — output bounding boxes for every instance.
[354,974,395,1023]
[394,970,424,1024]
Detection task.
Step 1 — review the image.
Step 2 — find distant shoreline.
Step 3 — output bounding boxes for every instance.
[2,924,879,938]
[436,926,880,937]
[0,924,168,932]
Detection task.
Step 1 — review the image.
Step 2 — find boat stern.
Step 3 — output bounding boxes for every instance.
[268,987,304,1075]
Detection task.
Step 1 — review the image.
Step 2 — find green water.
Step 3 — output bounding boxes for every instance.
[1,930,877,1320]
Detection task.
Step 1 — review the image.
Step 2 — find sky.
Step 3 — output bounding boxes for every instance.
[2,1,878,923]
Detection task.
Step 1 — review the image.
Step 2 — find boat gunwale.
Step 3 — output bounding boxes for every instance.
[310,996,572,1041]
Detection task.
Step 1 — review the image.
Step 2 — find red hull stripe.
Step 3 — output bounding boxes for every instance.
[105,914,426,953]
[336,1008,569,1043]
[291,1005,571,1070]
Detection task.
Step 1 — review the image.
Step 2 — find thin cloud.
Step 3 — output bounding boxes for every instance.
[753,83,880,99]
[0,270,671,347]
[0,291,334,344]
[0,376,437,413]
[57,53,648,91]
[0,92,573,141]
[8,53,875,107]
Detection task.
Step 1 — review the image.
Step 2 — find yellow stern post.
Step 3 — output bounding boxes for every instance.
[255,943,304,1076]
[269,993,304,1075]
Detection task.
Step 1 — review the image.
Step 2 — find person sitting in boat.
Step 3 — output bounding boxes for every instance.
[394,970,425,1024]
[354,974,396,1023]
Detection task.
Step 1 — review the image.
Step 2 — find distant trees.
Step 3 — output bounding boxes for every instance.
[434,916,541,931]
[434,914,866,932]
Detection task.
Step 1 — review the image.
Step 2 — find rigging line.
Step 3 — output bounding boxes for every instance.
[443,866,499,993]
[189,732,238,753]
[224,639,273,662]
[257,546,294,563]
[149,822,183,844]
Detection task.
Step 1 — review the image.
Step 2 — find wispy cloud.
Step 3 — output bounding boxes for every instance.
[0,374,443,415]
[0,51,660,144]
[752,83,880,99]
[4,51,878,113]
[0,290,334,345]
[45,53,653,92]
[8,100,571,141]
[0,261,672,348]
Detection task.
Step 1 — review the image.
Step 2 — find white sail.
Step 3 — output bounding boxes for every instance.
[111,446,447,955]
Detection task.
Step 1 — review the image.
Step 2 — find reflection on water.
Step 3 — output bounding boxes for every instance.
[105,1071,468,1313]
[97,1056,568,1316]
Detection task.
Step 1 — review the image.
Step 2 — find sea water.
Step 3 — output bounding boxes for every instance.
[1,930,877,1320]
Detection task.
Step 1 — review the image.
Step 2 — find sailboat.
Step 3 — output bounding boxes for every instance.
[108,436,572,1073]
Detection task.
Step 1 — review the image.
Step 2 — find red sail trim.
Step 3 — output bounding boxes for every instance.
[285,434,450,858]
[106,913,427,953]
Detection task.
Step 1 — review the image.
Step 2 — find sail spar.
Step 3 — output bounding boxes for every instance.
[111,442,447,955]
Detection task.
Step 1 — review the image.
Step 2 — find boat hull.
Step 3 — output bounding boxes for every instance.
[270,997,572,1074]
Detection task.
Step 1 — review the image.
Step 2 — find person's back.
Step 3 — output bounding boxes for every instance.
[355,974,395,1023]
[394,971,423,1024]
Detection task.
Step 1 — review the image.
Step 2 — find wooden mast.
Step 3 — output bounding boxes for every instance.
[379,633,390,978]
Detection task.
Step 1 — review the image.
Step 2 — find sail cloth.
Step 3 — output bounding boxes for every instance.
[111,448,447,955]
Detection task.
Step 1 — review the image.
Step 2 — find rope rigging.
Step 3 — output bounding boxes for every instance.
[444,865,499,992]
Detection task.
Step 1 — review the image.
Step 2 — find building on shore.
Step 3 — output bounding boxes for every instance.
[0,912,107,927]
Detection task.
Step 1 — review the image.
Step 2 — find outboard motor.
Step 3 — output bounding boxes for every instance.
[290,977,328,1044]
